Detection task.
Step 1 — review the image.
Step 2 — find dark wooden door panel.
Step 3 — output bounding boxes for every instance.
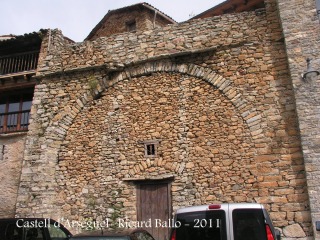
[137,183,171,240]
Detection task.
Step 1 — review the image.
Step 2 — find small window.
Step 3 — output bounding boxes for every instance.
[146,143,156,156]
[126,20,136,32]
[141,140,160,158]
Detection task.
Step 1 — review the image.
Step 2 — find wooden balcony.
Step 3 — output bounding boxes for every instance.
[0,51,39,77]
[0,109,31,134]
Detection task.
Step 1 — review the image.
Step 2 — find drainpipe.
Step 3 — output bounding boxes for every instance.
[153,10,158,28]
[317,0,320,23]
[47,29,52,53]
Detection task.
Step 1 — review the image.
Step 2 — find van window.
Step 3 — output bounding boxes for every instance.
[5,223,23,240]
[233,209,267,240]
[175,210,227,240]
[48,223,68,239]
[25,227,45,240]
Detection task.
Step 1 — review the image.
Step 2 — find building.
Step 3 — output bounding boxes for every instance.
[0,0,320,239]
[86,2,176,40]
[191,0,265,18]
[0,31,43,217]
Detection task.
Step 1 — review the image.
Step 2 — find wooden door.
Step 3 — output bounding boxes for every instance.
[137,182,171,240]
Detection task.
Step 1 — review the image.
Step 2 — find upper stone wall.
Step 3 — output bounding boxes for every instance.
[37,10,281,77]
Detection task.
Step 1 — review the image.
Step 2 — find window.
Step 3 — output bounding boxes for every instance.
[25,227,45,240]
[142,140,160,157]
[48,223,68,239]
[0,88,34,133]
[233,209,267,240]
[126,20,136,32]
[133,231,155,240]
[4,223,23,240]
[175,210,227,240]
[146,143,156,156]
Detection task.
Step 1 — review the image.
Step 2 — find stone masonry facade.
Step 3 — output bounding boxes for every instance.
[6,0,320,239]
[0,134,26,217]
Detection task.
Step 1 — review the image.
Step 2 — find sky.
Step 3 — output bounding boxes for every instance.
[1,0,225,42]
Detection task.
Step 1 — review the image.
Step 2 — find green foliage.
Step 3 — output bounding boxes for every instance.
[88,76,98,92]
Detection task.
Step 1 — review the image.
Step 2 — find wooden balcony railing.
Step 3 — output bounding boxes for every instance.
[0,110,30,133]
[0,51,39,75]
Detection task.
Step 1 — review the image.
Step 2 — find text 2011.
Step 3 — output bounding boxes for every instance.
[193,219,221,228]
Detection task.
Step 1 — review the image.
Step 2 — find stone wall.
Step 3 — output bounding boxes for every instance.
[36,7,280,77]
[0,134,26,217]
[277,0,320,238]
[15,0,314,238]
[57,70,256,223]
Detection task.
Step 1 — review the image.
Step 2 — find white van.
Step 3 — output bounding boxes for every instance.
[170,203,280,240]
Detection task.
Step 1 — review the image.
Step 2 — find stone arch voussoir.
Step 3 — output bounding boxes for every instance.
[51,61,263,144]
[104,61,263,140]
[127,161,186,177]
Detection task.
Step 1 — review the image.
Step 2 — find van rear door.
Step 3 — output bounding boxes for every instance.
[173,205,228,240]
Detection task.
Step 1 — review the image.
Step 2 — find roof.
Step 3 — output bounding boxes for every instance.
[85,2,177,41]
[191,0,265,19]
[0,31,44,55]
[0,34,16,41]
